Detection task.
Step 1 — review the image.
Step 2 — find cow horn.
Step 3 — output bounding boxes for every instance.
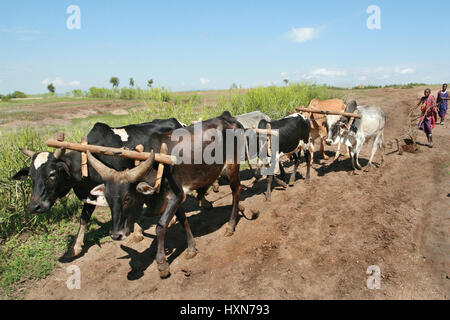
[54,147,66,159]
[86,151,117,181]
[19,148,35,158]
[120,151,155,183]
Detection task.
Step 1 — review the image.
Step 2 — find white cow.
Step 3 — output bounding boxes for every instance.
[326,101,386,172]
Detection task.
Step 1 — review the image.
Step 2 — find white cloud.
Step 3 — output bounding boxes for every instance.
[310,68,346,77]
[286,27,321,43]
[1,24,41,41]
[397,67,415,75]
[42,77,80,87]
[281,72,288,77]
[200,77,210,85]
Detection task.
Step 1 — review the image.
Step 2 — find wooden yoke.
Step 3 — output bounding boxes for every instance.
[81,136,88,178]
[154,143,168,193]
[295,107,362,119]
[46,139,176,165]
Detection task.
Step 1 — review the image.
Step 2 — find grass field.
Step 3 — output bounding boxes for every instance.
[0,83,344,299]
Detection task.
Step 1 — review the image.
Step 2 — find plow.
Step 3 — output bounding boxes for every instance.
[386,108,421,154]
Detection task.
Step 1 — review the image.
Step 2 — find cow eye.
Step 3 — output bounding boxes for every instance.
[48,170,57,180]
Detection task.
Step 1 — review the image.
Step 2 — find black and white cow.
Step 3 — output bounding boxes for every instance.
[257,113,311,201]
[12,118,184,257]
[326,101,386,172]
[86,111,245,278]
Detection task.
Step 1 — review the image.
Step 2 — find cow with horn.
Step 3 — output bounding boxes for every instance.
[87,112,247,278]
[12,119,186,258]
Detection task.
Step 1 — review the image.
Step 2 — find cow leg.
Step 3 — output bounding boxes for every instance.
[320,138,329,160]
[366,135,381,171]
[197,187,212,210]
[304,148,311,180]
[379,132,385,166]
[289,153,300,186]
[70,203,96,257]
[266,175,273,201]
[224,164,242,237]
[212,179,220,193]
[175,208,197,259]
[155,191,184,279]
[333,140,341,161]
[348,147,357,174]
[279,160,287,178]
[354,140,363,170]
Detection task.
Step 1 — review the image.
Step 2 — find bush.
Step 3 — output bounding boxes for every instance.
[6,91,27,99]
[86,87,118,99]
[72,89,83,97]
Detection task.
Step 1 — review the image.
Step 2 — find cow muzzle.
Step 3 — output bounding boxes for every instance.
[28,201,50,213]
[109,229,129,241]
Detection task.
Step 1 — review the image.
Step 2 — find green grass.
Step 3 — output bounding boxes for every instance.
[0,83,338,298]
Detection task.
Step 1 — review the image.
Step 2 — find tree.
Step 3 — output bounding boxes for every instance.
[230,83,238,90]
[129,78,135,88]
[283,79,289,86]
[147,79,154,88]
[47,83,55,93]
[110,77,120,89]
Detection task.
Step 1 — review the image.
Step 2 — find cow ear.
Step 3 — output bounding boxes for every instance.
[56,162,71,176]
[91,184,105,197]
[12,168,30,180]
[136,182,156,195]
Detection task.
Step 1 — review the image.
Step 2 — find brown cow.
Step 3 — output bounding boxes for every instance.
[305,98,349,161]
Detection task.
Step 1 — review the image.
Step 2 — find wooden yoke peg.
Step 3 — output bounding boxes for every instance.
[56,132,65,142]
[154,143,168,193]
[135,144,144,166]
[266,123,272,157]
[81,136,88,178]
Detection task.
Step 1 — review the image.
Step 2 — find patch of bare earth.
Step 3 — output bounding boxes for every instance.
[1,100,143,128]
[24,88,449,299]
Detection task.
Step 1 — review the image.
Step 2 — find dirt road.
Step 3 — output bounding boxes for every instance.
[24,88,449,299]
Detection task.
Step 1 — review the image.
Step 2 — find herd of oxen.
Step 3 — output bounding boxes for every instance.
[12,98,386,278]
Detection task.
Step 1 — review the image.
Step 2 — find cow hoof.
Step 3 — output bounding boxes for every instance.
[212,185,220,193]
[70,245,83,258]
[238,204,245,213]
[224,227,234,237]
[131,233,145,243]
[200,200,213,210]
[158,262,171,279]
[185,249,198,260]
[323,155,329,160]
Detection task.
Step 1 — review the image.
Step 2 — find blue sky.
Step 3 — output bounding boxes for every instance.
[0,0,449,94]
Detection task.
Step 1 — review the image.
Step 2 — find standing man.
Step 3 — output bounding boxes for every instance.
[437,83,449,124]
[416,88,438,147]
